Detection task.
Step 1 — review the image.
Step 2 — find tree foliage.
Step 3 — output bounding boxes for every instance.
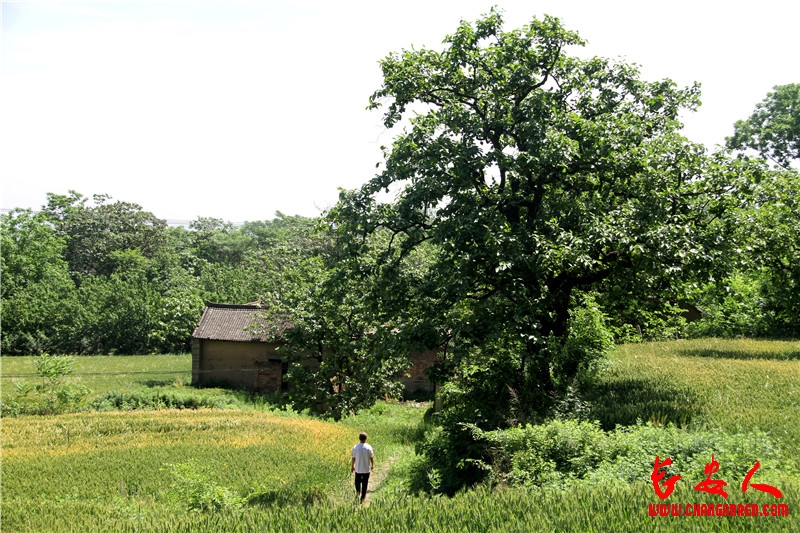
[42,191,168,279]
[1,209,79,354]
[1,196,323,355]
[727,83,800,170]
[258,227,413,420]
[687,84,800,338]
[330,10,750,422]
[733,167,800,334]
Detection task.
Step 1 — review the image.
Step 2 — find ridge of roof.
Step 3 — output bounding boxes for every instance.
[204,301,262,310]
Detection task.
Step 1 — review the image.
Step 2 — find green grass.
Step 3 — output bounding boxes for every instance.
[1,354,193,396]
[588,339,800,462]
[1,409,360,531]
[7,481,796,532]
[1,339,798,532]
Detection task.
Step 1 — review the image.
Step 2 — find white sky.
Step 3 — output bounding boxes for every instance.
[2,1,798,225]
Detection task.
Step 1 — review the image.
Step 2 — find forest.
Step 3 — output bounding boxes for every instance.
[1,191,329,356]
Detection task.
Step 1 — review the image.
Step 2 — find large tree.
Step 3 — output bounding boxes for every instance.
[330,10,749,419]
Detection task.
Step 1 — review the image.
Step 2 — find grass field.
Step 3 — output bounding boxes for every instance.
[1,338,798,532]
[0,354,193,395]
[589,339,800,461]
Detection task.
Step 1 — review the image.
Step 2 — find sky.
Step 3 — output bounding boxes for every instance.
[2,1,799,225]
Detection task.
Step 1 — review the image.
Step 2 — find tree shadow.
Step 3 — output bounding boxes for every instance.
[674,348,800,361]
[137,379,176,388]
[583,378,702,430]
[247,485,326,507]
[390,420,431,446]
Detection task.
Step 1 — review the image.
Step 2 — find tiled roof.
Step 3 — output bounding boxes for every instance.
[192,303,291,342]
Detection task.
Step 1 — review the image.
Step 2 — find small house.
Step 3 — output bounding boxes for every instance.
[191,302,438,395]
[191,302,289,392]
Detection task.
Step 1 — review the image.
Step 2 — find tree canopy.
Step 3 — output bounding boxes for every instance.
[329,9,752,421]
[714,84,800,335]
[727,83,800,170]
[0,196,323,355]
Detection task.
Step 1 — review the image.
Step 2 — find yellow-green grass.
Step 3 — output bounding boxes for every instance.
[588,338,800,467]
[1,354,193,397]
[270,483,796,533]
[1,409,356,532]
[2,339,799,532]
[5,478,797,532]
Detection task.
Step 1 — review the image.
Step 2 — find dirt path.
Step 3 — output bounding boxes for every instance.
[357,454,398,508]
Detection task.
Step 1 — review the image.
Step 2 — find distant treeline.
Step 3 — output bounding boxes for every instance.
[2,180,798,358]
[1,191,332,355]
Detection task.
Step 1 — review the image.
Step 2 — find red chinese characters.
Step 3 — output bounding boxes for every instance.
[742,461,783,498]
[694,454,729,498]
[651,456,783,500]
[651,456,682,500]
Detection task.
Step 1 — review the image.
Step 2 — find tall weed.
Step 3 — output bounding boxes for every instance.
[0,354,90,416]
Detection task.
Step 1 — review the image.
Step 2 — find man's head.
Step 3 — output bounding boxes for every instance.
[359,432,367,443]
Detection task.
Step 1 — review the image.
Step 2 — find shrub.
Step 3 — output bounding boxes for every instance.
[0,354,91,416]
[165,461,244,512]
[90,390,237,411]
[414,423,493,495]
[686,273,769,338]
[481,420,784,490]
[413,418,787,495]
[553,294,614,384]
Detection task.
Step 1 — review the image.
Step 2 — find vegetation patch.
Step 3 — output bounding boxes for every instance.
[2,339,799,531]
[90,389,238,411]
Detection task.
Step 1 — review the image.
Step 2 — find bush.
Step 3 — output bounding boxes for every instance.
[553,294,614,384]
[482,420,785,490]
[413,418,787,495]
[90,390,238,411]
[413,423,493,495]
[165,461,244,512]
[686,273,769,338]
[0,354,91,416]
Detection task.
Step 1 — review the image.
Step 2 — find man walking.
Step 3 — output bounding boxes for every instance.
[351,432,374,503]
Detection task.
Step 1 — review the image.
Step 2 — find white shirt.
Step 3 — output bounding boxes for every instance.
[351,442,374,474]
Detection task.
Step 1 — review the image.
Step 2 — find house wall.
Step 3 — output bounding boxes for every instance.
[192,339,284,392]
[192,337,439,395]
[191,338,201,386]
[400,349,439,394]
[254,357,285,393]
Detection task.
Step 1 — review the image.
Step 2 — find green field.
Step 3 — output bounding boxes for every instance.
[588,339,800,460]
[2,339,798,532]
[1,354,193,395]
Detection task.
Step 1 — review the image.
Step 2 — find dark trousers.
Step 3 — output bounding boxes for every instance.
[354,472,370,501]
